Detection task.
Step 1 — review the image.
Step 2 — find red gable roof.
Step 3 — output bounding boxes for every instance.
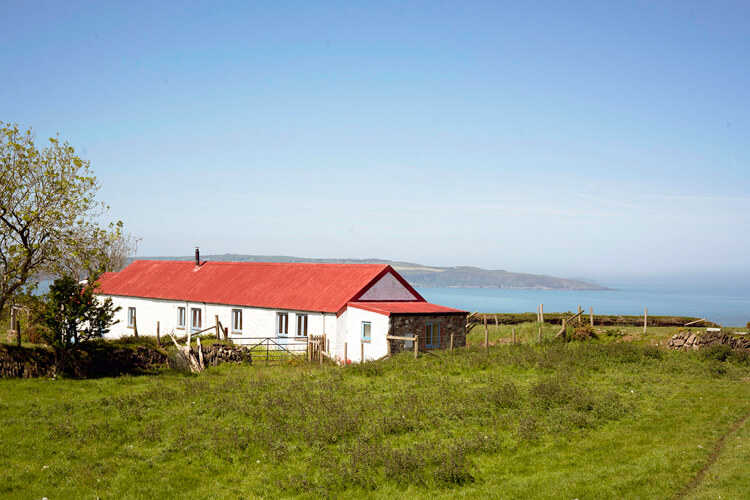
[97,260,429,314]
[348,301,467,316]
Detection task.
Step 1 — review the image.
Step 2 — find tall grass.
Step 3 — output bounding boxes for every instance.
[0,342,748,498]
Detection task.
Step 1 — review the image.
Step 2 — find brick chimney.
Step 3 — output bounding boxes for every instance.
[195,246,200,268]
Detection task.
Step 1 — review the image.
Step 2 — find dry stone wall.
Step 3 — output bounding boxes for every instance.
[667,330,750,351]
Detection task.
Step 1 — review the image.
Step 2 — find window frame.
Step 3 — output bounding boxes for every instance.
[191,307,202,333]
[361,321,372,342]
[177,307,186,329]
[425,322,441,348]
[277,312,289,336]
[127,307,136,328]
[232,308,243,333]
[296,313,308,337]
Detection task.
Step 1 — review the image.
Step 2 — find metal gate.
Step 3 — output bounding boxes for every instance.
[231,336,309,363]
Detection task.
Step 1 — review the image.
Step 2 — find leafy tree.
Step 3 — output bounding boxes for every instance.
[39,276,119,375]
[0,122,133,317]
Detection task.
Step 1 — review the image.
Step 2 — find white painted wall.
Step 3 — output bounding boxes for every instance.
[345,306,390,362]
[357,272,417,301]
[101,295,337,343]
[99,294,386,363]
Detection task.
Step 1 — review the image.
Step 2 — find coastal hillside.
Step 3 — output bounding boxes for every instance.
[137,254,609,290]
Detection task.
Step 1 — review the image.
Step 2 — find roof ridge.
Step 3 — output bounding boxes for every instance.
[133,260,389,268]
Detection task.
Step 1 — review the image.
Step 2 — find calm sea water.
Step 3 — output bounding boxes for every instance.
[417,284,750,327]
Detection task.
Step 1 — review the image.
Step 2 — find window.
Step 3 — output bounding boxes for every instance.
[361,321,371,342]
[127,307,136,328]
[191,308,202,333]
[277,312,288,335]
[296,314,308,337]
[232,309,243,333]
[177,307,186,329]
[425,322,441,348]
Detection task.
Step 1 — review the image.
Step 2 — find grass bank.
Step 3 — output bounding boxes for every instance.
[0,342,748,498]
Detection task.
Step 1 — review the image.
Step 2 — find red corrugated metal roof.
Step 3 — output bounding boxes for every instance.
[97,260,409,313]
[348,301,467,316]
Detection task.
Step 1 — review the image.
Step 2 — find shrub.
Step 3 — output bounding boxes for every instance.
[515,415,540,441]
[729,348,749,365]
[642,345,664,360]
[701,344,732,363]
[705,360,728,377]
[569,324,597,341]
[483,381,520,409]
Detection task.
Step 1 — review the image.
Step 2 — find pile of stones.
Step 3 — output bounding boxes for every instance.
[667,330,750,351]
[199,343,252,367]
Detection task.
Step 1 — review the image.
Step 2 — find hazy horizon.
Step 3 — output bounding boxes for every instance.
[3,1,748,282]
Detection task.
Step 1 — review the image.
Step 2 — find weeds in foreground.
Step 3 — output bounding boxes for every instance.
[1,341,749,498]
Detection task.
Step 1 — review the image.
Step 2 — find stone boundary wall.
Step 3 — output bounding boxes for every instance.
[667,330,750,351]
[0,342,253,379]
[389,314,467,354]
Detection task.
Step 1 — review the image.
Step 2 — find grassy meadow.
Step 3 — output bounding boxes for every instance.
[1,336,749,499]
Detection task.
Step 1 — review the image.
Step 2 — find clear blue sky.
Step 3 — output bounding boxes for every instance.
[2,1,749,283]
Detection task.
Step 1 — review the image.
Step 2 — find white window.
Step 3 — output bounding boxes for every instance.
[296,314,308,337]
[361,321,371,342]
[127,307,136,328]
[277,312,288,335]
[191,308,202,333]
[232,309,243,333]
[177,307,186,329]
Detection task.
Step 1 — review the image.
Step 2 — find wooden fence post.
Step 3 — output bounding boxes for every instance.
[590,307,594,327]
[450,333,454,353]
[562,318,567,341]
[307,336,312,362]
[512,328,516,344]
[540,303,544,324]
[538,326,542,343]
[344,342,348,364]
[361,343,364,363]
[484,315,488,350]
[133,311,138,338]
[215,315,219,339]
[156,321,161,347]
[414,335,419,359]
[643,308,648,334]
[577,306,582,324]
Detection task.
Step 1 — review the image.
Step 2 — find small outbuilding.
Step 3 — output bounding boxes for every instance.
[96,256,467,362]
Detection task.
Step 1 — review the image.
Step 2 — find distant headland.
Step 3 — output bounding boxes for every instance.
[135,254,611,291]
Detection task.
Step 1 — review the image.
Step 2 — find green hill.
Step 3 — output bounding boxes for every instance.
[138,254,610,290]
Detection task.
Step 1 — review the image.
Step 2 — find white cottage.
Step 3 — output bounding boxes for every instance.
[96,256,467,362]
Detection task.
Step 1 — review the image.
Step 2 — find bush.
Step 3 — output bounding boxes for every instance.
[569,324,597,341]
[701,344,732,363]
[486,381,520,409]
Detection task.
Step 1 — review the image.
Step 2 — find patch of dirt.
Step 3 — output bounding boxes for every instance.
[674,409,750,499]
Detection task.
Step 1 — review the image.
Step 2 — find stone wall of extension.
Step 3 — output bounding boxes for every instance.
[667,330,750,351]
[388,314,467,354]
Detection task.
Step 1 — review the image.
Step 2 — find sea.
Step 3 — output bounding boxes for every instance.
[417,283,750,327]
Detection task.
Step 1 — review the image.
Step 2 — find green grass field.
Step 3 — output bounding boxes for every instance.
[466,320,729,347]
[1,339,749,499]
